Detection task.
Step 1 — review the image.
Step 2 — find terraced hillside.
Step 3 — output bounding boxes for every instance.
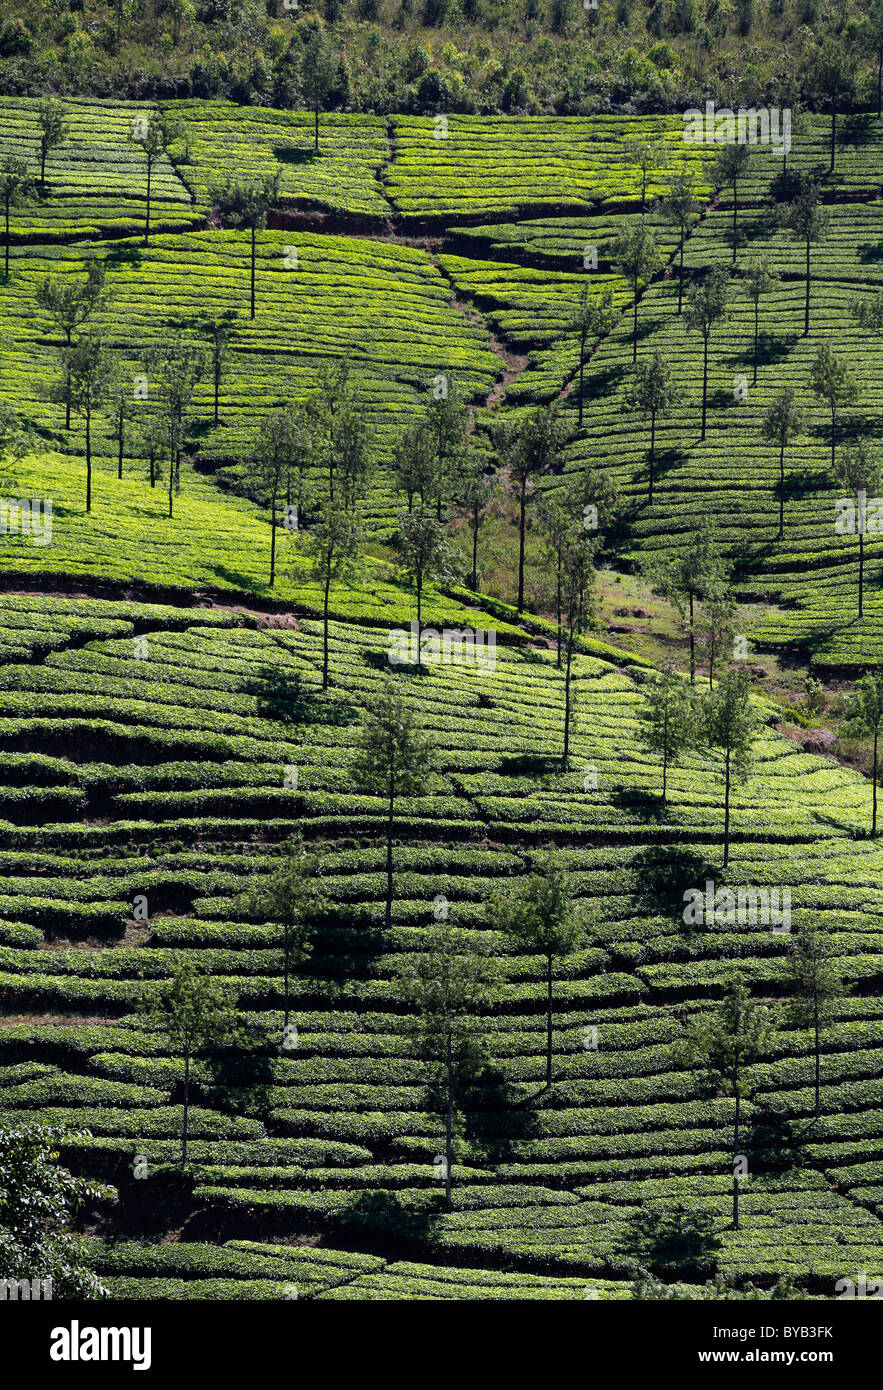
[0,588,882,1293]
[2,91,883,1306]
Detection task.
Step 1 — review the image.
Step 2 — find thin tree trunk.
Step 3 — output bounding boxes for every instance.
[85,408,92,513]
[117,413,124,479]
[804,237,811,336]
[733,1085,740,1229]
[753,298,759,384]
[471,506,479,591]
[873,727,878,838]
[689,589,695,685]
[269,487,278,586]
[555,552,562,669]
[445,1042,454,1211]
[831,404,836,473]
[563,626,574,768]
[859,524,865,620]
[649,411,655,504]
[701,332,709,440]
[578,336,586,426]
[145,158,152,245]
[830,107,836,173]
[65,328,72,430]
[813,991,820,1120]
[677,229,685,315]
[778,439,785,538]
[545,953,553,1088]
[322,564,331,690]
[723,744,731,868]
[250,225,256,319]
[517,476,526,613]
[315,100,320,152]
[181,1051,190,1167]
[385,778,394,930]
[283,920,290,1028]
[732,178,738,263]
[214,364,220,423]
[4,201,9,278]
[632,277,638,362]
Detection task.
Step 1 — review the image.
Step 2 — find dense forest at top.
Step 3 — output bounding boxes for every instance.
[0,0,881,117]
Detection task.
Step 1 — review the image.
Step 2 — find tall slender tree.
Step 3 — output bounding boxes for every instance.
[627,350,677,505]
[638,665,698,800]
[806,38,855,172]
[571,284,615,427]
[139,963,238,1168]
[702,666,758,868]
[395,504,450,653]
[0,156,34,279]
[624,136,666,215]
[209,175,280,319]
[248,407,302,586]
[497,405,565,615]
[561,530,596,769]
[678,978,775,1230]
[660,166,700,316]
[145,336,206,519]
[299,495,363,689]
[37,98,68,187]
[836,439,882,620]
[743,257,778,386]
[761,387,804,540]
[299,19,339,152]
[131,110,176,246]
[788,928,845,1122]
[843,671,883,837]
[686,268,729,441]
[612,223,663,362]
[57,331,112,513]
[810,342,859,475]
[200,313,237,425]
[243,836,328,1032]
[461,459,495,593]
[777,179,829,337]
[351,678,434,929]
[398,926,497,1211]
[713,143,751,264]
[489,859,582,1090]
[36,259,106,430]
[645,519,728,684]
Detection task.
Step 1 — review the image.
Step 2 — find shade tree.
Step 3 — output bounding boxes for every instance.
[351,677,435,929]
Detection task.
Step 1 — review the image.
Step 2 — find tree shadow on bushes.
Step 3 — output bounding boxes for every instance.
[623,1202,723,1277]
[629,843,717,920]
[242,662,356,726]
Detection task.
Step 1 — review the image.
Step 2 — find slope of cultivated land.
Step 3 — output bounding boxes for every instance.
[0,463,525,638]
[78,1237,643,1300]
[451,210,687,269]
[1,230,501,528]
[0,97,200,241]
[387,115,715,220]
[163,102,392,220]
[3,98,883,1302]
[713,114,883,206]
[0,602,881,1291]
[437,254,633,402]
[536,265,883,669]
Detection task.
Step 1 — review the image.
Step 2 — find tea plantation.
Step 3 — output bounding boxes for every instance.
[2,88,883,1306]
